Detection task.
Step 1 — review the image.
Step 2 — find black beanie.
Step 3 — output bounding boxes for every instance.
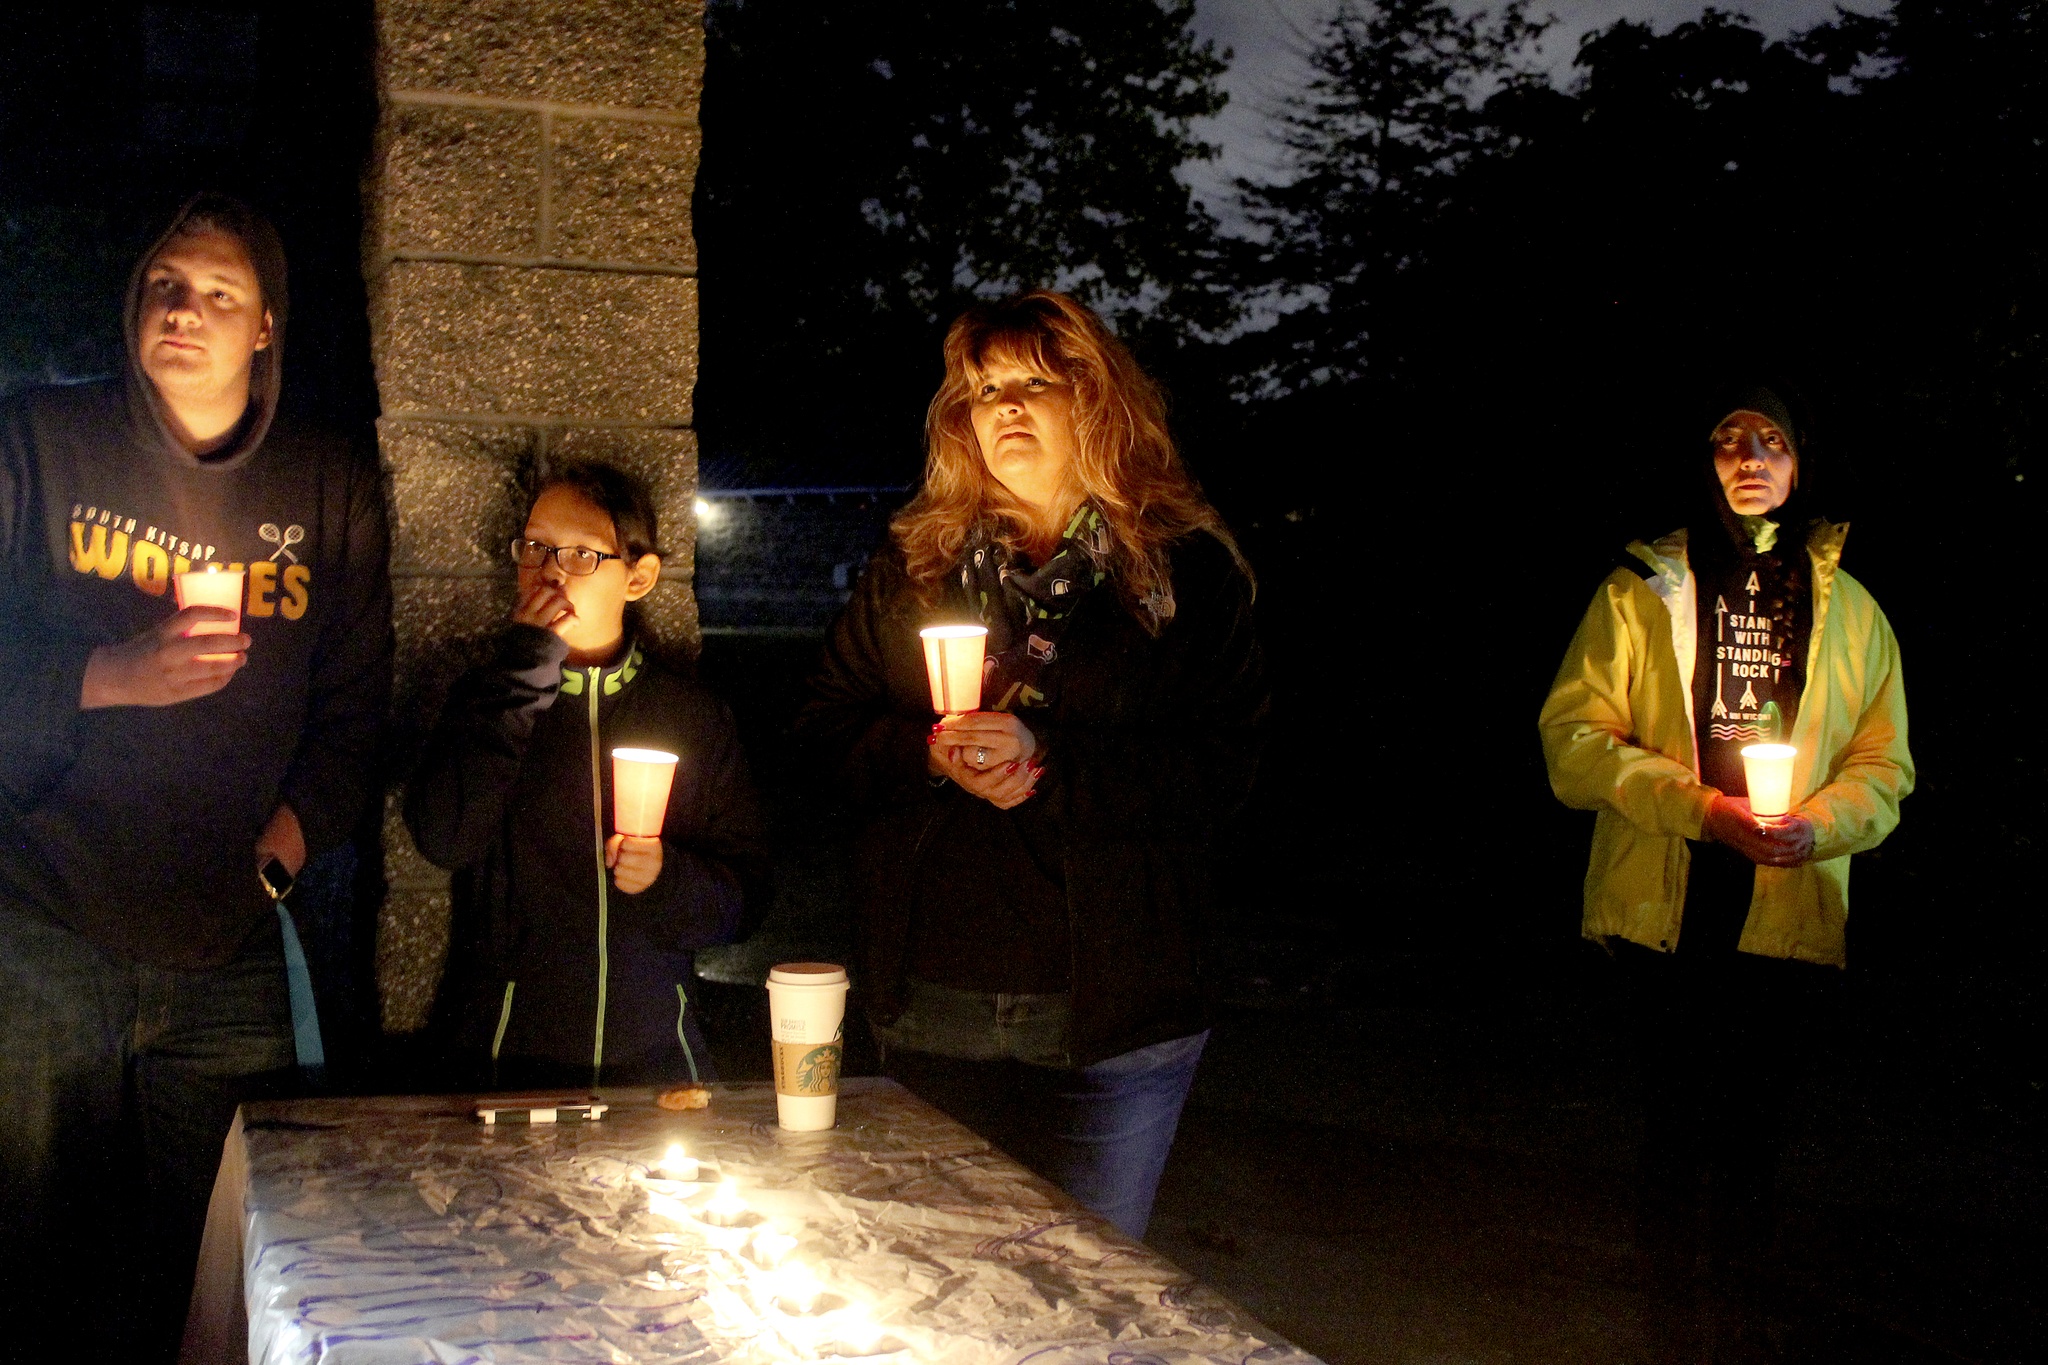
[1687,379,1828,573]
[1705,383,1803,453]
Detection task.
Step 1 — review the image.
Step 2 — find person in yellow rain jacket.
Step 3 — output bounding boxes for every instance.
[1539,382,1912,1352]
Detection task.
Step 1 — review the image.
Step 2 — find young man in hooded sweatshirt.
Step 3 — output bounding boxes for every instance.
[0,194,392,1360]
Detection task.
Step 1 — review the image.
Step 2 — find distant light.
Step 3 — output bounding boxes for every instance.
[694,498,719,524]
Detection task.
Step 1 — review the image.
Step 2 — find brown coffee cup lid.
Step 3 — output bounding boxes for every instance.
[768,963,848,986]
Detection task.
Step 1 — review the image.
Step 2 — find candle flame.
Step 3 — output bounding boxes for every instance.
[819,1301,883,1351]
[708,1178,746,1218]
[645,1190,690,1223]
[750,1228,797,1267]
[763,1260,825,1313]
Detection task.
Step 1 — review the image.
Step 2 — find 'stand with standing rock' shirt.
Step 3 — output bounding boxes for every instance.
[0,205,391,970]
[1690,526,1808,799]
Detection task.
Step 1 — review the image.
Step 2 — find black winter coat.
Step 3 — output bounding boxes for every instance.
[797,531,1268,1066]
[405,627,768,1085]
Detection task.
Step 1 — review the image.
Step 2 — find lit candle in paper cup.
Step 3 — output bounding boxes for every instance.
[749,1227,798,1268]
[919,624,987,716]
[703,1177,753,1227]
[611,748,679,837]
[1739,743,1798,820]
[657,1142,699,1182]
[763,1261,829,1315]
[173,568,245,661]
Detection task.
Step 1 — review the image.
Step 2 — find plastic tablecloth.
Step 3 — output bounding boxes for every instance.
[179,1078,1323,1364]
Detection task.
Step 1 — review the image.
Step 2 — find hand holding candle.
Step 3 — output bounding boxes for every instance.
[609,749,676,893]
[929,709,1043,810]
[79,603,249,709]
[1703,788,1816,868]
[605,833,663,894]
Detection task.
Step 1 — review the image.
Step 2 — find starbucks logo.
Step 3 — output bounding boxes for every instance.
[795,1044,842,1094]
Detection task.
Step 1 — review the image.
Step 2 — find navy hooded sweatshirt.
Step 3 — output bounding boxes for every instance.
[0,194,393,969]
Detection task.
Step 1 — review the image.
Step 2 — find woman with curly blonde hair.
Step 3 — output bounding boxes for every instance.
[798,290,1268,1239]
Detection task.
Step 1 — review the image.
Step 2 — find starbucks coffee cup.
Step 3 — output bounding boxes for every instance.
[766,963,849,1130]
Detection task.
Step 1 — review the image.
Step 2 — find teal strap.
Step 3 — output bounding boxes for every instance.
[675,984,699,1084]
[275,902,326,1070]
[492,980,517,1061]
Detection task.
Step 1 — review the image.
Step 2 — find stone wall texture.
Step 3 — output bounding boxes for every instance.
[366,0,704,1032]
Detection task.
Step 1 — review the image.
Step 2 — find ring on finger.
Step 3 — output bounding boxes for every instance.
[974,746,989,767]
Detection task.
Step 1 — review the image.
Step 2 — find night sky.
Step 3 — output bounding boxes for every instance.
[1184,0,1892,220]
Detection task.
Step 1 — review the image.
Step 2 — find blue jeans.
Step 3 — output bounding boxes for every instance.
[0,901,295,1364]
[878,979,1208,1240]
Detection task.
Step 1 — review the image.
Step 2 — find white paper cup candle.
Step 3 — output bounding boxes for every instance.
[174,568,245,661]
[765,963,849,1131]
[1739,743,1798,820]
[658,1142,699,1181]
[611,748,679,837]
[919,625,987,715]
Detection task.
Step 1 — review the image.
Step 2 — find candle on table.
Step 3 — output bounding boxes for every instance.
[658,1142,699,1181]
[174,568,245,661]
[703,1177,749,1227]
[763,1261,825,1314]
[612,748,679,837]
[644,1189,691,1224]
[1739,743,1798,820]
[814,1303,886,1355]
[749,1227,797,1268]
[919,624,987,716]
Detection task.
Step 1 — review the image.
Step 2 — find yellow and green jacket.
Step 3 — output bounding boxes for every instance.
[1538,522,1913,966]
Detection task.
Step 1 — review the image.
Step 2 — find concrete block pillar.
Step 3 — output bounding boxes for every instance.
[364,0,705,1032]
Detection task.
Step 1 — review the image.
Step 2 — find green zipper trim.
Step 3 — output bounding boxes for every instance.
[491,980,517,1060]
[587,670,610,1084]
[675,984,700,1084]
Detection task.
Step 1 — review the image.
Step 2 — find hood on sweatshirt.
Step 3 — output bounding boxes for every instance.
[122,191,289,471]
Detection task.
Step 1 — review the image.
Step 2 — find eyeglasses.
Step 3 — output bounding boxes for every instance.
[509,537,622,576]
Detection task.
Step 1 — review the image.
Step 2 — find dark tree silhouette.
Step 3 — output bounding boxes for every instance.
[1230,0,1547,400]
[695,0,1232,481]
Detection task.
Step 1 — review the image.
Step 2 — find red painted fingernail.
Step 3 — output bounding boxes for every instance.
[926,734,938,745]
[1005,761,1020,774]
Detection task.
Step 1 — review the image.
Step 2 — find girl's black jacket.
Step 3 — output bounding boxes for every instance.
[795,531,1269,1067]
[405,626,768,1085]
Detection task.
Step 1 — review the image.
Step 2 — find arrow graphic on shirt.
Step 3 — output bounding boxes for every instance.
[1739,680,1758,709]
[1715,595,1728,643]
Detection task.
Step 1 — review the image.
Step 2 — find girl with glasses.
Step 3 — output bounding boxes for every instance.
[406,463,768,1090]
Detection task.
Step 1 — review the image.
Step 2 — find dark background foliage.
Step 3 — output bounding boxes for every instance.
[1,0,2039,1057]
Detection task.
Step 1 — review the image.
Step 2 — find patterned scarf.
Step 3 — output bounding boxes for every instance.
[957,503,1111,713]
